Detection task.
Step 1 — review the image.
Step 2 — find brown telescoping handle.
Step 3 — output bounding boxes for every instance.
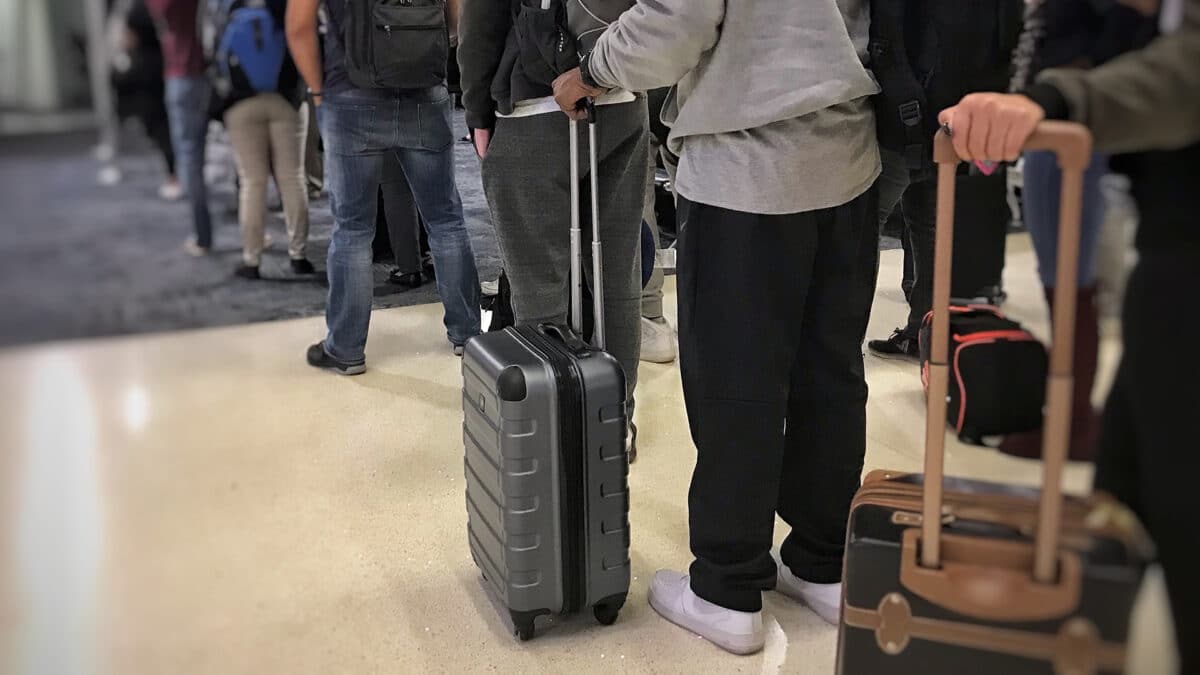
[923,121,1094,583]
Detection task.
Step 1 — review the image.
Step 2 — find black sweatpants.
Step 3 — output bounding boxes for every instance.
[677,188,879,613]
[1094,247,1200,673]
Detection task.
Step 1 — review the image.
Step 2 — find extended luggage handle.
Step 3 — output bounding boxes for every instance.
[568,101,606,350]
[923,121,1093,584]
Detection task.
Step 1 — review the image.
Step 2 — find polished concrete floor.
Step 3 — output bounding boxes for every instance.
[1,238,1176,674]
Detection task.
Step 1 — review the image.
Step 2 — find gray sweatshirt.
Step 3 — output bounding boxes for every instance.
[586,0,881,215]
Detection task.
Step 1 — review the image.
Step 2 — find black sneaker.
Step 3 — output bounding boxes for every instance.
[235,264,261,280]
[291,258,316,275]
[388,269,423,289]
[867,329,920,362]
[306,342,366,375]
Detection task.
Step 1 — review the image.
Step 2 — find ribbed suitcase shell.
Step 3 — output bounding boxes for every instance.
[463,324,630,640]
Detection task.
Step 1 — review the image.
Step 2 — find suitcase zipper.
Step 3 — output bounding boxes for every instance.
[522,327,588,614]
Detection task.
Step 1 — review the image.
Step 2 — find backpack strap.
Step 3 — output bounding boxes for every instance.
[869,0,933,171]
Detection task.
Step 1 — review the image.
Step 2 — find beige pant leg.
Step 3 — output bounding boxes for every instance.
[224,97,271,266]
[264,95,309,260]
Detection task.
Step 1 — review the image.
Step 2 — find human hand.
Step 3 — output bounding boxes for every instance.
[1117,0,1160,16]
[473,128,491,159]
[938,93,1046,162]
[553,68,605,121]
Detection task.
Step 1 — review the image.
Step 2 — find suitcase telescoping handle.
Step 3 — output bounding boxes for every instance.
[568,101,606,350]
[923,122,1093,583]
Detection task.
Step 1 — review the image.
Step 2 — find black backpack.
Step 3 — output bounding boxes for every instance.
[869,0,1024,172]
[342,0,448,90]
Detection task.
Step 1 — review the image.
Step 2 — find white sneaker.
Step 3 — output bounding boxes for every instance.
[183,237,211,257]
[640,316,677,363]
[647,570,765,655]
[158,181,183,201]
[772,551,841,625]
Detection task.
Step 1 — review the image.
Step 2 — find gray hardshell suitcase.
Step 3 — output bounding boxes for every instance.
[462,106,631,641]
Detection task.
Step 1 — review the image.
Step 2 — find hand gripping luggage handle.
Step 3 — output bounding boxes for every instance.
[923,121,1093,583]
[568,101,606,349]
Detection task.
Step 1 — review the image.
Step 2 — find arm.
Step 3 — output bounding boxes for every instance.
[584,0,724,92]
[1033,0,1200,153]
[938,0,1200,161]
[553,0,723,117]
[457,0,511,132]
[286,0,323,104]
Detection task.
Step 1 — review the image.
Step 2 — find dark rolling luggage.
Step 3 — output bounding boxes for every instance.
[462,106,631,641]
[837,123,1153,674]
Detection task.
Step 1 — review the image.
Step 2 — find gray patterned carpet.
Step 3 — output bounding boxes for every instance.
[0,112,903,348]
[0,113,501,348]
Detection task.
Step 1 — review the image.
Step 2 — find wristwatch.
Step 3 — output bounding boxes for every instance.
[579,51,602,90]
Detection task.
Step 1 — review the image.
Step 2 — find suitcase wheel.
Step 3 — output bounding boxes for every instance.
[510,610,542,642]
[593,595,626,626]
[514,622,535,642]
[593,604,620,626]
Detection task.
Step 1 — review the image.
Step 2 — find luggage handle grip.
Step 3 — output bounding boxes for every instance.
[899,529,1082,623]
[538,323,589,354]
[924,122,1093,582]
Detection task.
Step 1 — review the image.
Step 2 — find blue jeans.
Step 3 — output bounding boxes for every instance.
[1023,151,1108,288]
[318,86,481,360]
[164,77,214,248]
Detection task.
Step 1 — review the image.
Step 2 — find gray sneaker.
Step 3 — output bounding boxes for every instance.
[306,342,366,376]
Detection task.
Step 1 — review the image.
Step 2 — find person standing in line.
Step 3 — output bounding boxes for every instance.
[111,0,181,202]
[458,0,649,454]
[553,0,881,654]
[216,0,315,280]
[638,86,676,365]
[146,0,215,256]
[378,156,428,289]
[994,0,1155,460]
[287,0,482,373]
[938,0,1199,666]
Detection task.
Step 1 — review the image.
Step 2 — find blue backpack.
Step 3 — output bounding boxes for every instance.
[204,0,287,98]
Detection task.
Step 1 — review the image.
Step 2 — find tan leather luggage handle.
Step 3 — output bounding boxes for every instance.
[924,122,1094,583]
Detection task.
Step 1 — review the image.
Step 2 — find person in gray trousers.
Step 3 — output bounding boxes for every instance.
[458,0,649,456]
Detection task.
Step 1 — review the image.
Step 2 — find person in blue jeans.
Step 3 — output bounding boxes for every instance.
[146,0,213,255]
[286,0,481,374]
[995,0,1154,461]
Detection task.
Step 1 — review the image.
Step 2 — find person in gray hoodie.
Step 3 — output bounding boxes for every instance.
[458,0,649,446]
[553,0,881,655]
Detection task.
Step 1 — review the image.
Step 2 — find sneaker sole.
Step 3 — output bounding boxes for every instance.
[773,585,840,626]
[867,348,920,363]
[648,588,764,655]
[309,361,366,376]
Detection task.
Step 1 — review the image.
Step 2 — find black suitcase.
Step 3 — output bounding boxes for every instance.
[838,123,1153,674]
[462,106,631,641]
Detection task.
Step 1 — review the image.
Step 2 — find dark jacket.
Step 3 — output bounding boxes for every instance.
[1033,0,1156,75]
[457,0,638,130]
[1027,0,1200,251]
[457,0,547,130]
